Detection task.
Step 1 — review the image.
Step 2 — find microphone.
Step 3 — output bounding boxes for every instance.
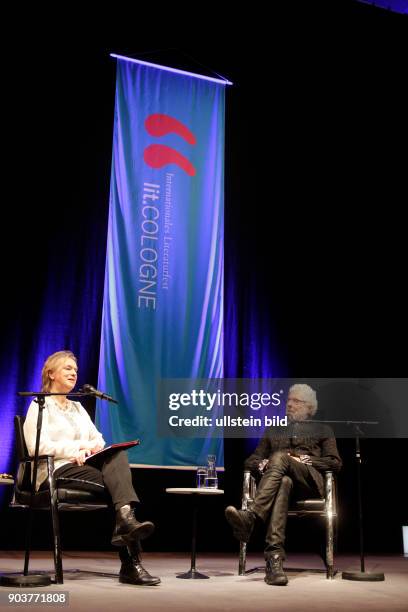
[80,384,118,404]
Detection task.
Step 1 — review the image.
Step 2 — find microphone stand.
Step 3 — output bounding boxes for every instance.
[309,419,385,581]
[341,422,385,581]
[1,391,94,587]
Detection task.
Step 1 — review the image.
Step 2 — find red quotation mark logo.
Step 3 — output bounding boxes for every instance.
[144,114,197,176]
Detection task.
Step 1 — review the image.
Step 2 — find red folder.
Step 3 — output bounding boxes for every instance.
[84,440,140,466]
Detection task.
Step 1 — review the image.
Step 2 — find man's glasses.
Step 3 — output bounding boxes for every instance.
[286,398,307,405]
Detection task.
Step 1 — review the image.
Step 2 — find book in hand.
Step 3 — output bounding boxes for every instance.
[84,440,140,466]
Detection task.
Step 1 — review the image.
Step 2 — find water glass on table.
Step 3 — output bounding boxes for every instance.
[196,467,207,488]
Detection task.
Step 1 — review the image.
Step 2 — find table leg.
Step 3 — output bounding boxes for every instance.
[177,494,209,579]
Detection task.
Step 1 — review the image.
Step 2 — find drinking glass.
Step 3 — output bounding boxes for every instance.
[196,467,207,488]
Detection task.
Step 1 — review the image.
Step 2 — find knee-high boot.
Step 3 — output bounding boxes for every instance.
[264,475,293,559]
[264,476,292,586]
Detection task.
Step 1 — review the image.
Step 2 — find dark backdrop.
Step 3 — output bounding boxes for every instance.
[1,0,407,556]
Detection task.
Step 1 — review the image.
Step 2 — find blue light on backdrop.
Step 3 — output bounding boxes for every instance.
[357,0,408,14]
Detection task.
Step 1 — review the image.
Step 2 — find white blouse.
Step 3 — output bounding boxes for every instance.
[23,397,105,489]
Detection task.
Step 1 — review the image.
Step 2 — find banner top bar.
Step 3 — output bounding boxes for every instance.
[110,54,233,86]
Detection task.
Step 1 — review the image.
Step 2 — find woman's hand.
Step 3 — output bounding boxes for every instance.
[78,441,104,454]
[71,449,91,466]
[88,443,104,454]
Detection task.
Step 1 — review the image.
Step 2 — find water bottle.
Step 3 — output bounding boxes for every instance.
[205,454,218,489]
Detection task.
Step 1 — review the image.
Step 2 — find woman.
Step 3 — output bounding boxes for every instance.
[23,350,160,586]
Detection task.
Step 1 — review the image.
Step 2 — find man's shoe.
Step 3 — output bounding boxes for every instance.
[225,506,255,542]
[264,554,288,586]
[111,504,155,547]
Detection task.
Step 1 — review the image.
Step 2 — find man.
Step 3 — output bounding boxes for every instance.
[225,383,342,586]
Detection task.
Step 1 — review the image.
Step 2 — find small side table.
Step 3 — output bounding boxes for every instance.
[166,487,224,579]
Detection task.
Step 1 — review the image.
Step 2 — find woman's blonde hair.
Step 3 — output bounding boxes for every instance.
[41,350,78,392]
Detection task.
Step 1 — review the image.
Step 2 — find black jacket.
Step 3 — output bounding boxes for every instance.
[244,421,342,496]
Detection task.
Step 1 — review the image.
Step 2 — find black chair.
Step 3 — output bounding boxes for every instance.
[11,415,111,584]
[238,469,337,579]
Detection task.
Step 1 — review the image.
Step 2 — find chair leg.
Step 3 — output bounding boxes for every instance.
[324,471,336,579]
[325,511,334,579]
[49,486,63,584]
[238,541,247,575]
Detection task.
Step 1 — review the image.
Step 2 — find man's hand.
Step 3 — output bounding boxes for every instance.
[258,459,269,473]
[288,453,312,465]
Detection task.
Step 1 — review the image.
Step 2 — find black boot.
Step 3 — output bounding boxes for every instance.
[225,506,256,542]
[112,504,155,547]
[119,545,161,586]
[264,554,288,586]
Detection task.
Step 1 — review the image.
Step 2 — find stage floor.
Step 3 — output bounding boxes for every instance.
[0,551,407,611]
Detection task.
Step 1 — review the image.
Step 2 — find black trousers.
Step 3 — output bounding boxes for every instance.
[50,450,139,511]
[251,451,322,559]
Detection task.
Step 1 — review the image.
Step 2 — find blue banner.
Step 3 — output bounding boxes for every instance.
[96,58,225,467]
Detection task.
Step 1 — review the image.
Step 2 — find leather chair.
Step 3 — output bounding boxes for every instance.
[238,469,337,578]
[11,416,111,584]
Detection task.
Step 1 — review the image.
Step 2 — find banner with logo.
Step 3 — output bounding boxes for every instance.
[96,58,225,467]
